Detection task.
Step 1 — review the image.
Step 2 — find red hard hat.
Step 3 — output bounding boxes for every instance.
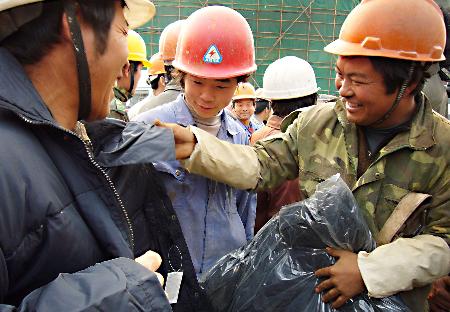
[172,6,257,79]
[159,20,186,62]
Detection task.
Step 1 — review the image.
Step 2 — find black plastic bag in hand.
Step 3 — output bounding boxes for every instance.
[199,175,410,312]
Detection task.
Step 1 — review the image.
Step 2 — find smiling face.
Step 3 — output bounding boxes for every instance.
[334,56,402,127]
[82,2,129,121]
[184,74,238,118]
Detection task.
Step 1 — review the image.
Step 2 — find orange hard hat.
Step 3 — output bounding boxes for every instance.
[232,82,256,101]
[159,20,186,62]
[172,6,257,79]
[148,52,166,75]
[324,0,446,62]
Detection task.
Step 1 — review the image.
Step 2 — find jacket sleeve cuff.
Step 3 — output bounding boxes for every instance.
[181,126,260,190]
[357,235,450,298]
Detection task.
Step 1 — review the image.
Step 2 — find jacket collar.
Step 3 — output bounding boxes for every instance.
[0,48,55,124]
[334,94,435,151]
[164,79,183,92]
[172,94,240,136]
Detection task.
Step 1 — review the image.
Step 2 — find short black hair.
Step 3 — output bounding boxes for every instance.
[150,73,164,90]
[1,0,123,65]
[175,70,248,88]
[368,56,428,97]
[271,93,318,118]
[254,98,271,114]
[129,60,141,74]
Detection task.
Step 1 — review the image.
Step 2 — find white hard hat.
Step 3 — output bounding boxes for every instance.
[259,56,320,100]
[0,0,155,34]
[123,0,155,29]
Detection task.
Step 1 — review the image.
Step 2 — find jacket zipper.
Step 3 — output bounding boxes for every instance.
[17,115,135,251]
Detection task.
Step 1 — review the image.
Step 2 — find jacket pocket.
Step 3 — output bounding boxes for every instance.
[298,165,343,197]
[378,184,429,239]
[153,161,186,182]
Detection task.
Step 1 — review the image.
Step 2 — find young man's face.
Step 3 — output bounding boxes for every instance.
[130,63,143,96]
[184,74,238,118]
[83,2,129,121]
[335,56,400,127]
[117,62,143,96]
[233,99,255,122]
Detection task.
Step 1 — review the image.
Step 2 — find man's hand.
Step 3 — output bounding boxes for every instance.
[154,120,196,160]
[428,276,450,312]
[315,247,365,309]
[135,250,164,286]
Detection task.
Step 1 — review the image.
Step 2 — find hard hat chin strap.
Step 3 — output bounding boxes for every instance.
[128,62,136,95]
[112,62,137,103]
[370,62,416,126]
[113,86,130,103]
[63,0,92,121]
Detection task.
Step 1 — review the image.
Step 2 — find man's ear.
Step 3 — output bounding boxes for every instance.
[404,80,419,96]
[122,62,131,78]
[60,12,73,44]
[160,75,166,87]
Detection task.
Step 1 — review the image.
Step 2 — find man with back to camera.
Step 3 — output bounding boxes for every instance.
[250,56,319,233]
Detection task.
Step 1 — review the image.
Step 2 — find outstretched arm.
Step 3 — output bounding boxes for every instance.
[156,118,301,192]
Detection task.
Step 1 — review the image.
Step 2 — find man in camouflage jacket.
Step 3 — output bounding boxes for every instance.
[162,1,450,311]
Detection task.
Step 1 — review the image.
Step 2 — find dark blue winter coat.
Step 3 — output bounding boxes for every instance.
[0,48,212,311]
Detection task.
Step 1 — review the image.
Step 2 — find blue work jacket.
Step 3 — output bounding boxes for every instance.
[136,95,256,276]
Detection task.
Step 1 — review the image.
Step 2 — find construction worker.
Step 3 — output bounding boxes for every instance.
[161,0,450,311]
[250,56,320,233]
[251,94,271,128]
[134,20,185,116]
[148,52,167,97]
[127,52,166,120]
[135,6,257,277]
[423,5,449,119]
[231,82,260,138]
[109,29,151,121]
[0,0,211,310]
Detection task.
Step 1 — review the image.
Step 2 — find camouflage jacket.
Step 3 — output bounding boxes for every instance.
[254,96,450,243]
[109,98,129,122]
[183,95,449,310]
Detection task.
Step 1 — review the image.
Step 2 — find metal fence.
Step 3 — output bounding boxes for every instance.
[137,0,360,95]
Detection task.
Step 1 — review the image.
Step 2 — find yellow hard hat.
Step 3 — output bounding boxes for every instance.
[127,29,151,68]
[148,52,166,75]
[232,82,256,101]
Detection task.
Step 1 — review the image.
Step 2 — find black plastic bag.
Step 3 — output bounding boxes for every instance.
[199,175,410,311]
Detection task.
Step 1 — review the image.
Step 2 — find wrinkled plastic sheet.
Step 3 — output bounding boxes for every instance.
[199,175,410,312]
